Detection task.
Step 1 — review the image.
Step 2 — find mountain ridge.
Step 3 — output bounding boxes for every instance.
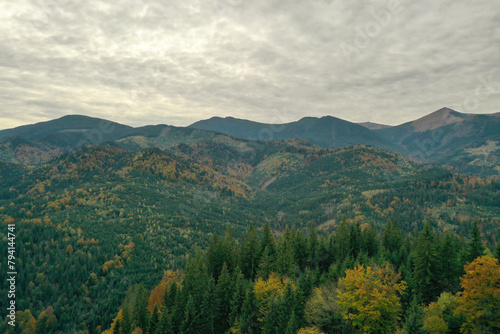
[1,108,499,178]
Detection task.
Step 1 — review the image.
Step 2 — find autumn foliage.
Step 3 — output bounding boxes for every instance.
[455,256,500,333]
[337,264,406,334]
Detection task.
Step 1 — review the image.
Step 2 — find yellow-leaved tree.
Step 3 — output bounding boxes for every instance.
[253,272,293,322]
[455,256,500,333]
[337,263,406,334]
[297,326,326,334]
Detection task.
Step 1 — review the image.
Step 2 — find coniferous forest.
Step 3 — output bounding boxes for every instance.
[99,220,500,334]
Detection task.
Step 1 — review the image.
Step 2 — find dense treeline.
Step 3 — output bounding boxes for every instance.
[1,143,500,333]
[103,220,500,334]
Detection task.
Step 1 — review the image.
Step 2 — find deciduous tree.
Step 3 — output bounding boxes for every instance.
[337,264,406,334]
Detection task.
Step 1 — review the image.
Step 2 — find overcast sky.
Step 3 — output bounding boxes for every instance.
[0,0,499,130]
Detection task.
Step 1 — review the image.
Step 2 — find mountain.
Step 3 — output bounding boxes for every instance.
[376,108,500,179]
[1,136,499,332]
[189,115,402,152]
[0,115,135,164]
[358,121,392,130]
[0,115,224,165]
[1,109,499,179]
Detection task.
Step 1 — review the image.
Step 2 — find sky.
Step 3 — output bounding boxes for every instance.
[0,0,499,130]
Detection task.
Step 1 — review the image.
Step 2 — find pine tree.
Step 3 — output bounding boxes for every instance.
[206,234,224,280]
[277,284,297,334]
[307,223,320,269]
[257,246,275,279]
[467,221,484,263]
[147,305,159,334]
[156,306,174,334]
[238,289,260,334]
[276,227,297,276]
[260,222,276,257]
[285,311,300,334]
[413,222,440,304]
[199,276,216,334]
[214,263,233,333]
[183,250,209,307]
[292,228,308,271]
[335,217,350,262]
[221,226,238,272]
[348,222,362,259]
[362,223,379,257]
[383,219,403,266]
[133,284,149,330]
[439,233,460,293]
[240,222,261,280]
[403,295,424,334]
[228,266,248,331]
[164,281,178,310]
[180,295,200,334]
[121,303,132,334]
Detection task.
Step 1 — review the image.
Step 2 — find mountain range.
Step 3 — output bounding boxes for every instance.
[1,108,499,332]
[1,107,498,179]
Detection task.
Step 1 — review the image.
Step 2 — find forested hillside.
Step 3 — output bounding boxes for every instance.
[101,221,500,334]
[0,137,499,333]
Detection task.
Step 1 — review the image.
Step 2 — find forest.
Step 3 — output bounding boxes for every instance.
[0,141,499,333]
[98,220,500,334]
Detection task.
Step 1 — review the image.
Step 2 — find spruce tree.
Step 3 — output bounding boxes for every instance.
[335,217,350,261]
[133,284,149,330]
[467,221,484,263]
[277,284,297,334]
[403,295,424,334]
[348,222,362,259]
[257,246,275,279]
[361,223,379,257]
[240,222,260,280]
[199,276,216,334]
[121,303,132,334]
[260,222,276,257]
[183,250,209,307]
[292,228,308,271]
[276,228,297,276]
[228,266,248,330]
[285,311,300,334]
[157,306,174,334]
[180,295,200,334]
[214,263,233,333]
[439,233,460,293]
[307,223,320,269]
[164,281,178,310]
[221,226,237,272]
[413,222,440,304]
[147,305,159,334]
[238,289,260,334]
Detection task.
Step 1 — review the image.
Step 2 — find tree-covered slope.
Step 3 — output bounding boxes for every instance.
[189,115,402,152]
[0,138,499,332]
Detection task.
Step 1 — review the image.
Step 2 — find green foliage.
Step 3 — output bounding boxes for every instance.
[413,222,441,304]
[1,139,499,333]
[467,221,485,263]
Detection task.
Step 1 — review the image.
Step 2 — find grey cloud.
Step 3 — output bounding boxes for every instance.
[0,0,499,129]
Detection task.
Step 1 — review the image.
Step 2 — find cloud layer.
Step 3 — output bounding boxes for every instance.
[0,0,499,129]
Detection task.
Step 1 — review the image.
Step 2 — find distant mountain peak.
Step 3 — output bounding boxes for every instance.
[411,107,468,132]
[358,122,392,130]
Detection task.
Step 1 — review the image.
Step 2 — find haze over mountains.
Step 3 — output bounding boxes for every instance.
[0,107,498,178]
